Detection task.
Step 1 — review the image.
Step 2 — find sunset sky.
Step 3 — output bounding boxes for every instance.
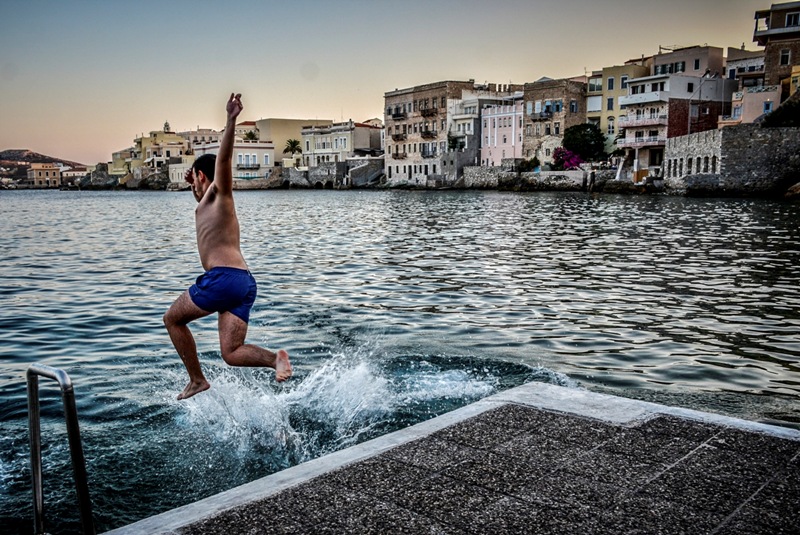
[0,0,771,165]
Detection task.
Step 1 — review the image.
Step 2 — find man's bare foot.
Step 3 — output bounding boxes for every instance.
[177,380,210,400]
[275,349,292,382]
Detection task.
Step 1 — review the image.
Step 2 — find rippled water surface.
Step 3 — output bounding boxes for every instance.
[1,189,799,533]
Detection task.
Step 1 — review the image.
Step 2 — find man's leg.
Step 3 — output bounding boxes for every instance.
[217,312,293,382]
[164,290,213,399]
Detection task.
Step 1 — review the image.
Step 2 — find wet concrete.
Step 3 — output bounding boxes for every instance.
[104,383,800,535]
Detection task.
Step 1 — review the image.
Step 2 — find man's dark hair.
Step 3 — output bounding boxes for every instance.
[193,154,216,182]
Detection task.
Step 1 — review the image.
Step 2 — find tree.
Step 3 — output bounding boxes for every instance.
[244,130,258,141]
[283,139,302,156]
[562,123,606,161]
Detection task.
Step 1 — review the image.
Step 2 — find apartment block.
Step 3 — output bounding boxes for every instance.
[754,1,800,88]
[193,139,276,180]
[586,61,651,154]
[384,80,522,186]
[618,73,736,180]
[131,122,188,172]
[522,77,586,165]
[178,128,222,153]
[27,163,61,188]
[480,93,524,167]
[301,120,383,167]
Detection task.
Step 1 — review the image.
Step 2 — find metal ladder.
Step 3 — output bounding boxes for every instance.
[27,363,95,535]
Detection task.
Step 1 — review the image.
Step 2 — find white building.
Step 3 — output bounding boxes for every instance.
[301,120,382,166]
[193,139,276,181]
[480,94,524,166]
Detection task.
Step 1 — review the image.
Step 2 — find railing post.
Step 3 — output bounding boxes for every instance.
[27,364,95,535]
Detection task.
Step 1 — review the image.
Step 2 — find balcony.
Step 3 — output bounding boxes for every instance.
[616,136,667,149]
[391,111,407,120]
[619,91,670,106]
[421,149,438,159]
[236,163,261,170]
[530,111,553,121]
[618,115,668,128]
[392,133,407,142]
[420,130,437,139]
[392,152,407,160]
[420,108,438,117]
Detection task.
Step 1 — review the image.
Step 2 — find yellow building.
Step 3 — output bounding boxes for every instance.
[109,148,133,176]
[586,61,651,154]
[131,121,188,171]
[254,118,331,164]
[27,163,61,188]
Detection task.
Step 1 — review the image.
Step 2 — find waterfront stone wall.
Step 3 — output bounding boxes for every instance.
[463,166,587,191]
[665,124,800,196]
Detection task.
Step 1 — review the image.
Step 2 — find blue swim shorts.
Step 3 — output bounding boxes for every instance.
[189,267,257,323]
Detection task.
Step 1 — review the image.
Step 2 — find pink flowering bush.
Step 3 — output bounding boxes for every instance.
[552,147,583,171]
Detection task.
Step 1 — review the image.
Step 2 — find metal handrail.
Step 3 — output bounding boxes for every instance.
[27,364,95,535]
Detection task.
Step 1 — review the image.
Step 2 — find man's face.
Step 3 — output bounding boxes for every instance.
[192,169,205,201]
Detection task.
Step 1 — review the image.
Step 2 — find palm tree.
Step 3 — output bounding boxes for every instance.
[283,139,302,167]
[283,139,302,156]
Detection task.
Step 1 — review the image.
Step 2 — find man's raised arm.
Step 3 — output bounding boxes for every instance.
[215,93,243,194]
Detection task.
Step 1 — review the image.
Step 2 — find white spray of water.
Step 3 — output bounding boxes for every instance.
[170,344,514,463]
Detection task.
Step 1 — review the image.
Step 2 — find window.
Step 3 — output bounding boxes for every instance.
[780,49,791,66]
[687,82,694,93]
[764,101,774,114]
[607,117,615,135]
[264,154,270,165]
[787,12,799,26]
[733,105,742,119]
[621,76,629,89]
[554,100,563,113]
[545,124,551,135]
[607,77,615,91]
[728,68,736,79]
[589,77,602,92]
[607,97,614,111]
[570,99,578,113]
[693,59,700,70]
[554,122,560,135]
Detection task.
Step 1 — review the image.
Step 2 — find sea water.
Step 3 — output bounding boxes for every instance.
[0,189,798,533]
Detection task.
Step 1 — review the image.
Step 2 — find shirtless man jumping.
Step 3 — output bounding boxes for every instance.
[164,93,292,400]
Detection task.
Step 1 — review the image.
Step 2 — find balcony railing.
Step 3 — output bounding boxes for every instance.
[618,115,668,128]
[392,111,407,120]
[616,136,667,148]
[530,111,553,121]
[236,163,261,170]
[392,133,407,142]
[619,91,670,106]
[420,108,438,117]
[392,152,407,160]
[421,149,438,159]
[420,130,437,139]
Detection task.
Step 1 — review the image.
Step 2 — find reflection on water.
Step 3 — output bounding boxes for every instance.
[0,189,798,533]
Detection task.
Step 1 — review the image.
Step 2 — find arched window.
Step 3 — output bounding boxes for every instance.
[607,117,615,135]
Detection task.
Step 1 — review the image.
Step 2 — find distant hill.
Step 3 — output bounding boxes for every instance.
[0,149,86,168]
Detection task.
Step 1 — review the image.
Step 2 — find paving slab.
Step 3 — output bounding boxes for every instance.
[104,382,800,535]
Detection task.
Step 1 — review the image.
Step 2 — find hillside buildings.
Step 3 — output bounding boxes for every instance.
[93,2,799,190]
[384,80,522,186]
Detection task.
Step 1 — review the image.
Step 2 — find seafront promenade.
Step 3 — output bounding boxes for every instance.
[105,383,800,535]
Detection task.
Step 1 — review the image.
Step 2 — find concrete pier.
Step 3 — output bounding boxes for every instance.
[104,383,800,534]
